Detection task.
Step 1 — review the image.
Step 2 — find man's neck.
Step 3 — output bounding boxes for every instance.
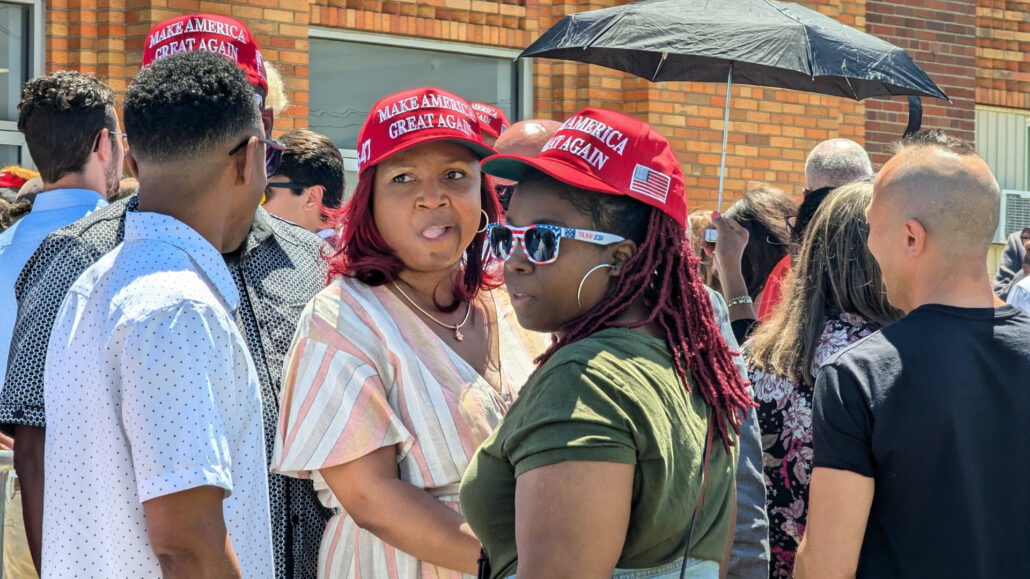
[907,261,1000,311]
[42,173,104,196]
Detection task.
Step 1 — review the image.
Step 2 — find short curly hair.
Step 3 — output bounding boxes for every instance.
[17,70,116,183]
[273,129,345,209]
[124,51,261,163]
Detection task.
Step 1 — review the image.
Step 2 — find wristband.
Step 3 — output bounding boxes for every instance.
[727,295,754,307]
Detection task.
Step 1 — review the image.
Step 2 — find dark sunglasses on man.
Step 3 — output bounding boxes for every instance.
[228,136,286,177]
[264,181,308,195]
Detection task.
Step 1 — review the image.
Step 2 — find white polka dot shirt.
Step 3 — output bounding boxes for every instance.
[42,211,274,578]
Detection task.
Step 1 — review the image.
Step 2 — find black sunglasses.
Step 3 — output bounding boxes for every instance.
[228,136,286,177]
[265,181,308,195]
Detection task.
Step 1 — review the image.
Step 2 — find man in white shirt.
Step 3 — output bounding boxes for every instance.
[261,128,345,240]
[42,51,274,578]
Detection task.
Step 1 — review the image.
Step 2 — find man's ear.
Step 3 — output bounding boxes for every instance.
[903,219,926,256]
[608,240,638,276]
[125,149,140,179]
[95,129,116,164]
[304,185,325,211]
[233,136,261,185]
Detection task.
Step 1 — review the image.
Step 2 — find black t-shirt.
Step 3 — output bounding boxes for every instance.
[813,304,1030,578]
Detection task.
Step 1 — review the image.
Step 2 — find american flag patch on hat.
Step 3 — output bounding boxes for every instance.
[629,164,671,203]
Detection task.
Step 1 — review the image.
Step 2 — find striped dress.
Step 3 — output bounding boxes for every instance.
[272,276,545,578]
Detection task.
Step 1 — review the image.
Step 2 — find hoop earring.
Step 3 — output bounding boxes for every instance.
[477,209,489,234]
[577,264,614,312]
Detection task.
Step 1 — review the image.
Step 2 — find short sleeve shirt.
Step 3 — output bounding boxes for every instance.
[42,211,273,578]
[813,304,1030,578]
[2,197,331,579]
[459,328,738,579]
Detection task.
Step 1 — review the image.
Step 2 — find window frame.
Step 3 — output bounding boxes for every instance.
[0,0,44,168]
[307,27,533,177]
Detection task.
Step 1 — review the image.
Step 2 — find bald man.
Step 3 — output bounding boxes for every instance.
[795,130,1030,579]
[491,119,560,209]
[754,138,874,321]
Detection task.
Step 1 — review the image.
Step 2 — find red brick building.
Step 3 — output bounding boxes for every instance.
[2,0,1027,238]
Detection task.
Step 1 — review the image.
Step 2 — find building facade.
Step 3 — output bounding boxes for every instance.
[0,0,1026,238]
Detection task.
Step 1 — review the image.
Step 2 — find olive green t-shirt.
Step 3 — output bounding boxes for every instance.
[459,328,737,579]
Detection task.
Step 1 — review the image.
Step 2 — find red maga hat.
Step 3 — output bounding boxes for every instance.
[481,108,687,227]
[142,14,268,98]
[356,87,496,174]
[470,102,511,139]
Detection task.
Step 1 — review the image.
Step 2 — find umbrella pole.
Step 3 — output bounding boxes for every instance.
[717,63,733,213]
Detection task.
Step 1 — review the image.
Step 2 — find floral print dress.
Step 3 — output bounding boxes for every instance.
[747,313,880,578]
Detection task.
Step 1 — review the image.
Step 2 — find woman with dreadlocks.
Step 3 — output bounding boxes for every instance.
[459,109,754,579]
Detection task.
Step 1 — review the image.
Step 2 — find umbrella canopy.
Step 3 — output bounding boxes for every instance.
[521,0,948,101]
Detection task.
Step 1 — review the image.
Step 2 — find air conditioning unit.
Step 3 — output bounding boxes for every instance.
[996,190,1030,244]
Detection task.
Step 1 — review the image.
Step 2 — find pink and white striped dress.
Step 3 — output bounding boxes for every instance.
[272,276,545,578]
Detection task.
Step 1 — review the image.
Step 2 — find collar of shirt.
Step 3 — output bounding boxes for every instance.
[123,211,239,310]
[30,188,107,213]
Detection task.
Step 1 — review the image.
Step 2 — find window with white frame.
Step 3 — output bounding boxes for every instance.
[0,0,41,169]
[975,105,1030,242]
[308,29,532,197]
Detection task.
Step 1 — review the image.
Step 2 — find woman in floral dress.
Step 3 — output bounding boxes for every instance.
[744,181,903,577]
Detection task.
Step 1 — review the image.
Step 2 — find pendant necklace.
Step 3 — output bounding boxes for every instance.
[392,281,472,342]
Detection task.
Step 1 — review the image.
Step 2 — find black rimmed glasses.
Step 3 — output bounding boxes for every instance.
[228,136,286,177]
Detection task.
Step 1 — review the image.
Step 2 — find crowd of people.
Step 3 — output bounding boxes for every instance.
[1,11,1029,579]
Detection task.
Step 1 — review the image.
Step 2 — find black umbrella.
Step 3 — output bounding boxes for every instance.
[521,0,948,208]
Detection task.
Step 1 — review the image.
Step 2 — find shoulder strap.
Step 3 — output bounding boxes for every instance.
[679,414,715,579]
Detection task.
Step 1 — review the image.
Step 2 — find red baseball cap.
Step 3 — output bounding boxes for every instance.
[356,87,496,174]
[470,103,511,139]
[481,108,687,227]
[142,14,268,100]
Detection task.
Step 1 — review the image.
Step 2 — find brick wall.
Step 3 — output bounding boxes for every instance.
[38,0,1019,210]
[976,0,1030,110]
[863,0,977,166]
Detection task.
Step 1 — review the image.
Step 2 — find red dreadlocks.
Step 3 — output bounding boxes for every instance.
[536,208,755,449]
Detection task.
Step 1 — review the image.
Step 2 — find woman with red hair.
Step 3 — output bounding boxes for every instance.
[459,109,754,578]
[272,87,544,578]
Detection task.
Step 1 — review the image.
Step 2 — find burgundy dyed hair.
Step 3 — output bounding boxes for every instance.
[535,177,754,448]
[326,164,502,309]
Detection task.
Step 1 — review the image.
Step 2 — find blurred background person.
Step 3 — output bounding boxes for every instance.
[758,139,874,322]
[745,181,902,577]
[491,119,561,210]
[722,184,797,314]
[470,102,510,147]
[1004,237,1030,315]
[688,208,719,292]
[262,129,344,239]
[995,227,1030,301]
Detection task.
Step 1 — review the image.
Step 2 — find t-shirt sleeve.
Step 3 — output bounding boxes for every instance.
[0,235,96,433]
[272,299,413,478]
[119,304,239,503]
[811,361,876,477]
[504,362,636,477]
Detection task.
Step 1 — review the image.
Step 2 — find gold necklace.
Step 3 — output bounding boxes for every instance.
[391,282,472,342]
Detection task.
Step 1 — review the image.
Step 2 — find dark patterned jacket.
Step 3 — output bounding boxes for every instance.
[1,196,332,579]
